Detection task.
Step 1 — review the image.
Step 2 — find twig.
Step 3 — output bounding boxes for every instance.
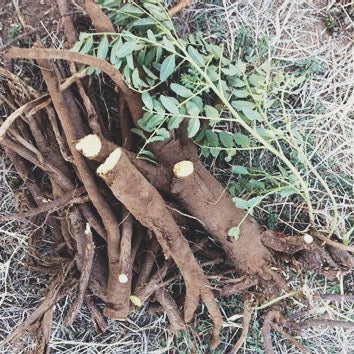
[312,230,354,253]
[0,186,86,222]
[270,323,308,353]
[229,299,252,353]
[64,223,94,326]
[6,47,143,123]
[0,95,50,140]
[59,67,89,91]
[315,294,354,302]
[300,319,354,329]
[85,295,108,333]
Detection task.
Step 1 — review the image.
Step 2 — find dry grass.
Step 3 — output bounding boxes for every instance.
[0,0,353,353]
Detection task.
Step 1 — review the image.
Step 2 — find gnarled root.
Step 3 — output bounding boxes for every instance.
[86,147,222,348]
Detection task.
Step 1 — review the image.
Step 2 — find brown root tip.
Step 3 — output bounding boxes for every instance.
[75,134,102,158]
[118,274,128,283]
[173,160,194,178]
[97,148,122,175]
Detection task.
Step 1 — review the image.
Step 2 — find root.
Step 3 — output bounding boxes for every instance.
[135,235,160,291]
[84,0,115,33]
[300,319,354,329]
[171,159,272,275]
[155,287,186,332]
[5,47,143,123]
[168,0,192,17]
[3,4,353,351]
[92,148,222,347]
[64,223,94,326]
[85,295,108,333]
[34,51,122,316]
[107,211,134,320]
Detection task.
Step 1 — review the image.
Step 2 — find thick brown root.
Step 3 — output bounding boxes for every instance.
[92,147,222,347]
[171,159,273,275]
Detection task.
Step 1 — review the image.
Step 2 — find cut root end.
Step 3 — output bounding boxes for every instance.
[97,148,122,175]
[75,134,101,158]
[173,160,194,178]
[118,274,128,283]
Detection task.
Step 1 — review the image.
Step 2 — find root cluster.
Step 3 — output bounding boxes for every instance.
[0,1,352,351]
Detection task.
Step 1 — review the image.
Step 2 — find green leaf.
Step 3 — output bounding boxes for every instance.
[207,66,219,82]
[132,68,141,88]
[235,60,246,74]
[234,89,249,98]
[232,100,255,111]
[80,36,93,54]
[97,36,109,59]
[160,55,175,81]
[147,29,156,42]
[256,127,275,139]
[138,113,164,132]
[170,83,192,98]
[204,105,219,121]
[168,115,184,129]
[115,40,137,58]
[131,18,156,27]
[249,179,265,190]
[234,132,250,148]
[206,130,219,146]
[241,107,263,121]
[187,118,200,138]
[232,197,249,209]
[219,131,234,148]
[222,64,239,76]
[230,78,246,88]
[192,96,203,111]
[228,226,240,239]
[156,128,170,139]
[232,165,249,175]
[247,196,263,208]
[119,4,144,14]
[156,47,163,62]
[126,54,134,70]
[142,65,158,80]
[249,74,266,87]
[187,45,205,67]
[110,38,122,63]
[279,187,297,197]
[142,92,154,111]
[131,128,146,140]
[162,35,175,52]
[186,101,200,116]
[71,39,84,52]
[160,95,179,114]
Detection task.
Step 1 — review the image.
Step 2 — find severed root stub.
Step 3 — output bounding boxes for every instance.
[75,134,117,163]
[173,160,194,178]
